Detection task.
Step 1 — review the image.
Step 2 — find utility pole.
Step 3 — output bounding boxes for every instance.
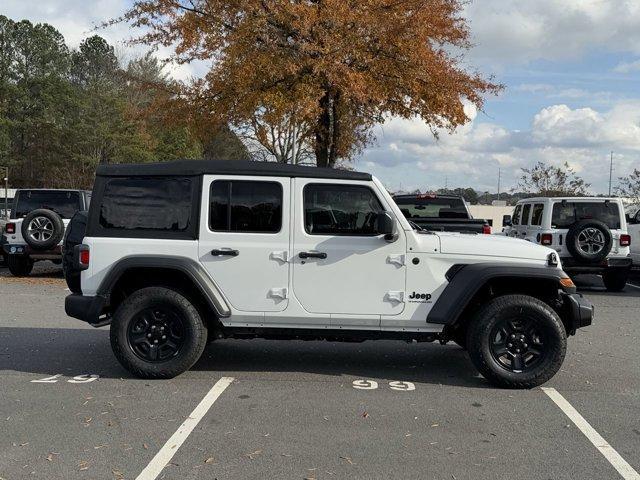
[608,151,614,196]
[444,176,448,191]
[497,167,501,199]
[1,166,8,219]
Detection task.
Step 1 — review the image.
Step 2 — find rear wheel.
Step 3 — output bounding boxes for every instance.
[7,255,34,277]
[466,294,566,389]
[602,269,628,292]
[110,287,208,379]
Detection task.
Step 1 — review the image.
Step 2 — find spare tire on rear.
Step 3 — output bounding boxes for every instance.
[21,209,65,250]
[565,219,612,264]
[63,211,88,294]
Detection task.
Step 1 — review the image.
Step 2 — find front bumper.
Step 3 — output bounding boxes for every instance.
[561,292,593,334]
[65,294,108,327]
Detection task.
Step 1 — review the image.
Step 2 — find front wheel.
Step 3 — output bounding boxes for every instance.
[7,255,34,277]
[466,294,567,389]
[110,287,208,379]
[602,269,628,292]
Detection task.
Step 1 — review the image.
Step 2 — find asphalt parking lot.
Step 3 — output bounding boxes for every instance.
[1,262,639,480]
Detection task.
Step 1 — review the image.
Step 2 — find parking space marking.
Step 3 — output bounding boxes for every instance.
[542,387,640,480]
[135,376,234,480]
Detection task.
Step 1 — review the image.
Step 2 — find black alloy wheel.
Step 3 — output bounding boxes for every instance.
[127,306,185,362]
[488,317,546,373]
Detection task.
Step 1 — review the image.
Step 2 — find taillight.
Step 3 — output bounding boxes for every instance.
[482,224,492,234]
[620,234,631,247]
[5,222,15,234]
[80,249,90,266]
[541,233,553,246]
[75,244,90,270]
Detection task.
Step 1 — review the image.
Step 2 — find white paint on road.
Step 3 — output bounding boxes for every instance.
[136,376,234,480]
[627,283,640,290]
[542,387,640,480]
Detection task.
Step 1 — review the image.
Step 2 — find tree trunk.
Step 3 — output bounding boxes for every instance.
[314,90,331,168]
[328,89,341,167]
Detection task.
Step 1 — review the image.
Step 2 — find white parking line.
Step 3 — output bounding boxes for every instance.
[136,376,234,480]
[542,387,640,480]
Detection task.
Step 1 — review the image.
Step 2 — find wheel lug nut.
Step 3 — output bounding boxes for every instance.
[516,348,521,353]
[154,340,158,344]
[508,343,513,347]
[523,343,528,348]
[162,335,166,340]
[147,333,152,338]
[511,334,516,339]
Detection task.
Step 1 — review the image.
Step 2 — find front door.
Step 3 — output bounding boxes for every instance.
[198,175,290,312]
[292,179,406,319]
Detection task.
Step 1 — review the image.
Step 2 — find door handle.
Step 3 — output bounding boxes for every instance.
[299,251,327,259]
[211,249,239,257]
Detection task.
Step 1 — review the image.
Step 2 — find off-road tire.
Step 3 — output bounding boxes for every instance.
[21,209,65,250]
[602,269,628,292]
[466,294,567,389]
[110,287,208,379]
[7,255,34,276]
[565,219,612,264]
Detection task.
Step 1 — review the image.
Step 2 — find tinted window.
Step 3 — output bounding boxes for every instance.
[531,204,544,226]
[100,177,193,231]
[521,204,532,225]
[551,202,621,229]
[394,196,468,219]
[304,184,384,235]
[209,180,282,233]
[512,204,522,225]
[14,191,81,219]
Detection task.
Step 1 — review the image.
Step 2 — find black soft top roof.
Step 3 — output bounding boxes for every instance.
[96,159,371,181]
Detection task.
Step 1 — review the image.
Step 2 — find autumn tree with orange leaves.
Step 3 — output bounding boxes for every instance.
[117,0,500,167]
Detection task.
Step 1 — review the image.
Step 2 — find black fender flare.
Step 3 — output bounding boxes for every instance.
[427,263,571,326]
[98,255,231,318]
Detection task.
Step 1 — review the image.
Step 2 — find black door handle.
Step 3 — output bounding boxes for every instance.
[299,251,327,259]
[211,249,239,257]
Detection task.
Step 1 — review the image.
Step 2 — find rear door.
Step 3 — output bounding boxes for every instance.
[198,175,290,312]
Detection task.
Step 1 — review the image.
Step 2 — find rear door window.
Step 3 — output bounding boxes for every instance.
[521,204,532,226]
[209,180,282,233]
[14,191,81,218]
[551,202,621,229]
[511,205,522,225]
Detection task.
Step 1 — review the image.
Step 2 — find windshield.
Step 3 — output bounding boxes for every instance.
[551,201,621,229]
[395,197,468,220]
[14,191,81,219]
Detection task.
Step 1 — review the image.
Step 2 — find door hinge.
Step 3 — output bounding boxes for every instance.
[387,254,405,267]
[269,287,288,300]
[386,291,405,304]
[270,250,288,263]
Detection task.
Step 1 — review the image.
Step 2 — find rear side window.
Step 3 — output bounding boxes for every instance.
[531,204,544,226]
[512,205,522,225]
[521,204,532,226]
[304,184,384,235]
[99,177,193,232]
[552,202,621,229]
[209,180,282,233]
[14,191,81,218]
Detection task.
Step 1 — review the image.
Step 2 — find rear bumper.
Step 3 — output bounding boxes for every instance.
[561,256,632,273]
[3,243,62,258]
[65,294,108,327]
[561,292,593,334]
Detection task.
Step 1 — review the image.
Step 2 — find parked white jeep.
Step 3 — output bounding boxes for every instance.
[1,189,91,276]
[502,197,632,291]
[64,160,593,388]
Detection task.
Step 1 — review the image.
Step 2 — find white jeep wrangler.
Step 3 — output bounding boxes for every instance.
[64,160,593,388]
[503,197,632,291]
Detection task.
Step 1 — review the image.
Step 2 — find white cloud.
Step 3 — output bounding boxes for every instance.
[465,0,640,67]
[613,59,640,73]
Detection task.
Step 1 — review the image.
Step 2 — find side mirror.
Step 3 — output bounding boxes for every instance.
[376,211,397,241]
[502,215,512,227]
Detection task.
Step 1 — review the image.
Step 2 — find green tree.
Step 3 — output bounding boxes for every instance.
[616,169,640,203]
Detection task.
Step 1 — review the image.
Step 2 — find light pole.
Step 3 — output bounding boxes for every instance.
[1,166,7,220]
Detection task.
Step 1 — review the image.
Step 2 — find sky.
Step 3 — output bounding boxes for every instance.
[3,0,640,194]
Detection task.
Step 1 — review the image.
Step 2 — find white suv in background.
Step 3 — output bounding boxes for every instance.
[503,197,631,291]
